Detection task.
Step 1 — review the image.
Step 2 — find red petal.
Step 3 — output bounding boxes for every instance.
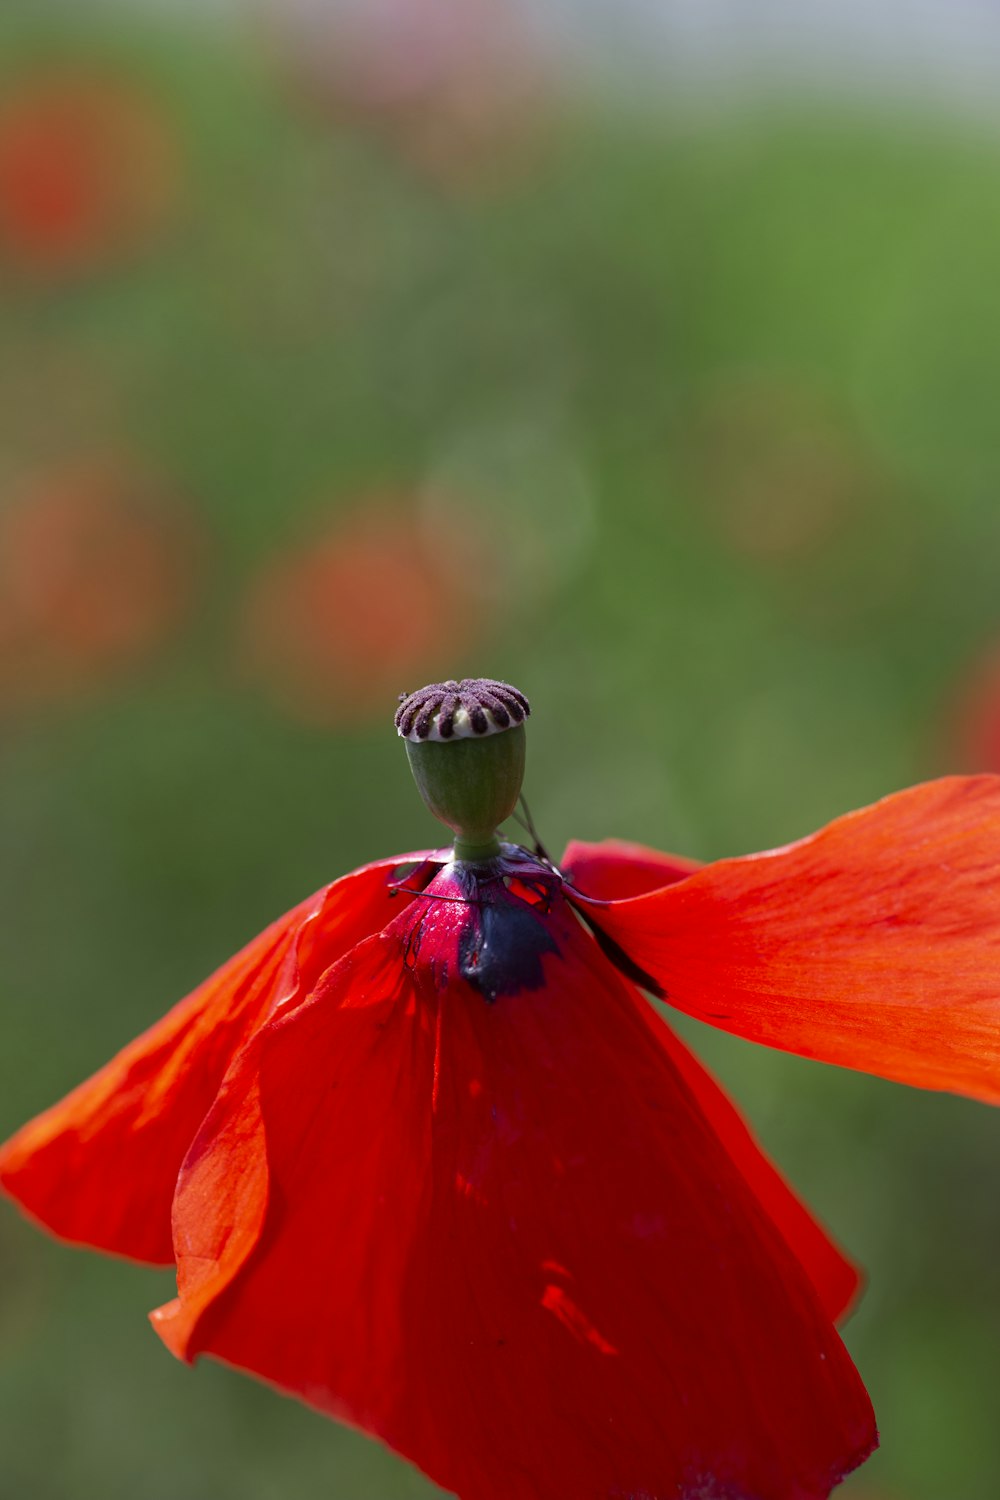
[561,836,702,898]
[577,777,1000,1104]
[0,855,426,1263]
[652,1018,861,1323]
[153,894,875,1500]
[563,838,861,1321]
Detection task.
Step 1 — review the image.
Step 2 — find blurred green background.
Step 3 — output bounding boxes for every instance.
[1,3,999,1497]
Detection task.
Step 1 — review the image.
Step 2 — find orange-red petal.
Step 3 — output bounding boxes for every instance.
[651,1017,861,1322]
[563,837,861,1321]
[0,855,425,1263]
[153,888,875,1500]
[577,777,1000,1104]
[561,836,702,898]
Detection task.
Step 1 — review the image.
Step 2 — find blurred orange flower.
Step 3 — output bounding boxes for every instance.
[239,494,491,723]
[0,461,197,708]
[0,66,179,276]
[686,374,876,561]
[950,642,1000,774]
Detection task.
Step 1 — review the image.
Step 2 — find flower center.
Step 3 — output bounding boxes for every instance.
[395,677,530,861]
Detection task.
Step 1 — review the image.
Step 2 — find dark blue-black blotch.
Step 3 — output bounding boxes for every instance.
[458,901,559,1004]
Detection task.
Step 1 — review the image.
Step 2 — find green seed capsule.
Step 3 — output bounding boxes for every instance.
[395,678,530,862]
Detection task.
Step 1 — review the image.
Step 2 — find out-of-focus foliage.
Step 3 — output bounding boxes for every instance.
[1,5,999,1499]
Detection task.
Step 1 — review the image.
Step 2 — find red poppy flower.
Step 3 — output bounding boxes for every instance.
[0,67,178,277]
[238,496,491,725]
[0,460,197,712]
[950,641,1000,775]
[4,677,999,1499]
